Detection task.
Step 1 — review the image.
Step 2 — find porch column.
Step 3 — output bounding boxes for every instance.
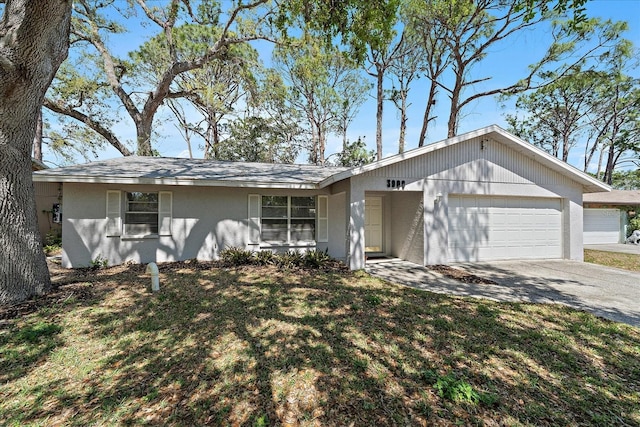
[564,190,584,262]
[348,180,366,270]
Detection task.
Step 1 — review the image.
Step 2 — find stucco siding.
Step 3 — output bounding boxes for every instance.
[62,183,330,268]
[322,192,347,261]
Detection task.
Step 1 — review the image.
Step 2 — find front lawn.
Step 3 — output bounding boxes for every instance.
[1,262,639,426]
[585,249,640,272]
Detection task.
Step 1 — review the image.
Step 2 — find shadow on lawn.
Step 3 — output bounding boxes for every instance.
[3,262,639,426]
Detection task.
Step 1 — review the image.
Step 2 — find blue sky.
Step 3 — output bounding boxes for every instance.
[44,0,640,171]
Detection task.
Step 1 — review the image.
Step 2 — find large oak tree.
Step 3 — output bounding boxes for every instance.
[0,0,72,304]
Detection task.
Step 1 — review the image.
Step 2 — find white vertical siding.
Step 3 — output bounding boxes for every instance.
[389,192,424,265]
[362,137,573,187]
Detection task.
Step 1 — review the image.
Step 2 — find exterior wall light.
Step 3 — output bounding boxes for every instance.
[435,193,443,204]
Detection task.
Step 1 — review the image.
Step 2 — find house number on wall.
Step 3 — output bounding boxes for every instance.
[387,179,406,190]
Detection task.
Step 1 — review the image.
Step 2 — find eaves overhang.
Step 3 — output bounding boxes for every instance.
[32,174,321,190]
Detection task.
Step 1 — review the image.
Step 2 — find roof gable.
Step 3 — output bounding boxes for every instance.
[320,125,610,193]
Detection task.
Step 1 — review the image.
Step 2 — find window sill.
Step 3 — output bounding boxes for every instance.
[259,242,316,248]
[120,234,159,241]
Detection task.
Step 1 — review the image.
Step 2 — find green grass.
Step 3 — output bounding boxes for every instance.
[1,262,639,426]
[585,249,640,272]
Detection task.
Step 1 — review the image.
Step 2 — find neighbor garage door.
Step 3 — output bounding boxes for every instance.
[448,196,562,262]
[583,208,621,244]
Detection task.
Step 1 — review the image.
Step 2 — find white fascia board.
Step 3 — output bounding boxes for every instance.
[32,174,320,190]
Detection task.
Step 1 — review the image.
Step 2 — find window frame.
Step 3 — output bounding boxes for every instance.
[124,191,159,237]
[260,195,317,244]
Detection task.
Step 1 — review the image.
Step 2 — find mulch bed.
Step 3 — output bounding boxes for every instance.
[428,264,498,285]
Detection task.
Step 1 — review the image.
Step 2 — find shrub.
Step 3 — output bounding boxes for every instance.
[628,217,640,236]
[45,230,62,247]
[88,255,108,270]
[276,250,304,269]
[426,371,498,406]
[254,250,276,266]
[220,247,254,266]
[303,248,331,268]
[43,230,62,256]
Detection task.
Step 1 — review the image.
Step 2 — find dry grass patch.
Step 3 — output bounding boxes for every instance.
[0,261,639,426]
[584,249,640,272]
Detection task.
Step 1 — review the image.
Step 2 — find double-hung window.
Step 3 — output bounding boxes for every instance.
[124,192,159,235]
[106,190,172,237]
[261,196,316,243]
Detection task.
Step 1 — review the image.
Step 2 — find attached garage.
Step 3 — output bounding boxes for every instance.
[448,195,562,262]
[583,208,622,244]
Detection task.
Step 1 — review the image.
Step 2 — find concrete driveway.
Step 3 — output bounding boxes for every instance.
[366,259,640,327]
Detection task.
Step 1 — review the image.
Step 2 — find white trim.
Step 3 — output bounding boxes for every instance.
[158,191,172,236]
[32,175,320,190]
[317,195,328,243]
[106,190,122,237]
[248,194,261,245]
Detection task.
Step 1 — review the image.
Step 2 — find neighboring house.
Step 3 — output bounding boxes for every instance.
[583,190,640,244]
[32,158,63,243]
[33,125,609,270]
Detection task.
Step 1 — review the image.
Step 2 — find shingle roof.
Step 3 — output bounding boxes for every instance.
[584,190,640,205]
[33,156,349,189]
[32,126,612,194]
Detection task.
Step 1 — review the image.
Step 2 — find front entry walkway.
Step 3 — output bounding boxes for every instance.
[365,258,640,327]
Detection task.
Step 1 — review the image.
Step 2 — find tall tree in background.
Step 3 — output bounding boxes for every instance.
[505,66,601,163]
[387,32,424,153]
[365,30,405,160]
[403,0,452,147]
[507,37,639,184]
[406,0,621,141]
[0,0,72,303]
[275,37,365,165]
[44,0,400,162]
[589,41,640,184]
[132,24,260,159]
[46,0,274,157]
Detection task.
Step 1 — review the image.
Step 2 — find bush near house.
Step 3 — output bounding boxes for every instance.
[629,216,640,235]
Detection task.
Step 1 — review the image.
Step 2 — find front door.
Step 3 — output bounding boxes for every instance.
[365,196,383,253]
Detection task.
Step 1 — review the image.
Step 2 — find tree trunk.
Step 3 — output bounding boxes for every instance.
[375,66,384,161]
[448,84,461,138]
[0,0,72,304]
[398,90,407,154]
[136,119,154,156]
[604,140,616,185]
[418,80,438,147]
[33,108,43,162]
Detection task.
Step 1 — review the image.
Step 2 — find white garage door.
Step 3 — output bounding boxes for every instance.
[583,209,621,244]
[448,196,562,262]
